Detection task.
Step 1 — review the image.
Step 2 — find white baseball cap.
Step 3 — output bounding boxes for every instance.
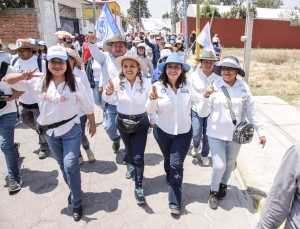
[46,46,68,61]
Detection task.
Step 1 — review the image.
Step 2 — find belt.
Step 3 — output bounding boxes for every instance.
[118,112,146,120]
[40,114,77,129]
[19,102,39,109]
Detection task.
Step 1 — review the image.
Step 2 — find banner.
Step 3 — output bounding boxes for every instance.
[94,3,121,47]
[141,18,171,31]
[196,22,214,50]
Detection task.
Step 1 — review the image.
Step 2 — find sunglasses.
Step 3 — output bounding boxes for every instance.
[156,39,161,41]
[17,48,31,53]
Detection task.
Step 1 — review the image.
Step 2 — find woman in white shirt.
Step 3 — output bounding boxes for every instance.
[146,53,201,215]
[3,46,96,222]
[0,61,23,193]
[198,56,266,210]
[189,50,219,166]
[103,54,152,205]
[136,43,153,78]
[66,48,95,163]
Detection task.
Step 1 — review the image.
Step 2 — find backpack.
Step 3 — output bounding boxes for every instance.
[0,61,9,80]
[11,56,43,72]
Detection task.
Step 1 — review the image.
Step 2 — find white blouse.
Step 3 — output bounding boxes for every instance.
[188,68,220,112]
[10,77,94,137]
[197,78,265,141]
[103,76,153,118]
[146,80,201,135]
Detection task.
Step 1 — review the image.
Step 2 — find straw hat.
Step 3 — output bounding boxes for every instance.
[8,39,38,51]
[132,36,143,43]
[115,51,146,71]
[103,34,127,52]
[195,50,219,62]
[163,44,177,52]
[66,48,83,66]
[0,39,6,49]
[213,56,245,77]
[192,30,196,34]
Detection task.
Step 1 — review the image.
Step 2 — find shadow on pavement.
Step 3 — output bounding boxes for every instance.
[80,159,117,174]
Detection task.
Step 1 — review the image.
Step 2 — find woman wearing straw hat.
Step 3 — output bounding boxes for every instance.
[198,56,266,210]
[4,46,96,221]
[103,52,153,205]
[146,52,202,215]
[189,50,219,166]
[66,48,95,163]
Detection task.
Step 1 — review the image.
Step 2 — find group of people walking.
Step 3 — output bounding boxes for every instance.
[0,31,266,223]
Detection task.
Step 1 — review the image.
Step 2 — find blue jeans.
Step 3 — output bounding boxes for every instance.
[191,110,209,157]
[153,125,192,210]
[103,103,121,143]
[117,113,149,188]
[79,115,89,157]
[0,112,19,181]
[45,124,82,208]
[93,81,104,109]
[208,136,242,192]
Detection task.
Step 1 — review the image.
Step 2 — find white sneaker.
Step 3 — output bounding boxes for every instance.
[85,148,95,161]
[201,156,210,166]
[191,147,199,157]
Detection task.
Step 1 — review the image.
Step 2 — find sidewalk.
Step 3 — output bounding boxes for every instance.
[0,106,255,229]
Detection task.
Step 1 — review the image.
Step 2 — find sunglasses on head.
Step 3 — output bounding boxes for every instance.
[17,48,31,53]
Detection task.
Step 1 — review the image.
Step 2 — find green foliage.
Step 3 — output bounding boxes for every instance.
[222,4,257,18]
[0,0,34,9]
[162,12,170,19]
[200,1,221,18]
[253,0,283,9]
[278,7,300,26]
[127,0,151,25]
[121,14,134,31]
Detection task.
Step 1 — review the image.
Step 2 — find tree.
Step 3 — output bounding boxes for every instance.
[222,4,257,18]
[200,1,221,18]
[253,0,283,9]
[278,6,300,26]
[121,14,135,31]
[127,0,151,25]
[0,0,34,8]
[162,12,170,19]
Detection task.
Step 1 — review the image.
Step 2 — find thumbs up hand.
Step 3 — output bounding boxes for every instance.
[203,80,218,98]
[105,78,115,95]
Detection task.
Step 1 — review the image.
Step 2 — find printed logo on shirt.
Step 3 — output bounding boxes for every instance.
[161,88,167,93]
[241,89,247,93]
[181,89,189,93]
[136,88,145,94]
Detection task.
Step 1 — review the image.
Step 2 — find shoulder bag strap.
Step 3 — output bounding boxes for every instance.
[221,85,237,126]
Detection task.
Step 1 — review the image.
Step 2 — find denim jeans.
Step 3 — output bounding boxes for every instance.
[103,103,121,143]
[19,105,49,151]
[191,110,209,157]
[93,81,104,109]
[79,115,89,158]
[45,124,82,208]
[153,125,192,210]
[208,136,242,192]
[0,112,19,181]
[117,113,149,188]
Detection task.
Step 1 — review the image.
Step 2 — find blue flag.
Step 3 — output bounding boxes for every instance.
[94,3,121,47]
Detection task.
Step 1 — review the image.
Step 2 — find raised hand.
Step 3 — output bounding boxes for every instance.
[149,85,163,100]
[22,68,40,80]
[86,30,98,44]
[203,80,218,98]
[259,136,266,149]
[105,78,115,95]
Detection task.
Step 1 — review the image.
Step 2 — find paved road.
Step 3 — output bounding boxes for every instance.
[0,106,255,229]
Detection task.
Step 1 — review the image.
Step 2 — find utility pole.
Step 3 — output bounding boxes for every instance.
[244,12,254,84]
[139,4,141,32]
[196,0,200,60]
[171,0,175,33]
[184,0,188,48]
[93,0,96,26]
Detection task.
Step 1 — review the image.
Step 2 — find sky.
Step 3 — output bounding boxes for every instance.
[116,0,300,18]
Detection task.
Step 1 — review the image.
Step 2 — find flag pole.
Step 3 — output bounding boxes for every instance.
[196,0,200,61]
[93,0,96,26]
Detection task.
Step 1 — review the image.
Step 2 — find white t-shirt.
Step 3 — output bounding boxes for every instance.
[0,65,17,116]
[92,59,102,82]
[13,55,46,105]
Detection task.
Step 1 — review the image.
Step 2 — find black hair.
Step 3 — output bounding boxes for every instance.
[42,60,77,93]
[158,64,187,89]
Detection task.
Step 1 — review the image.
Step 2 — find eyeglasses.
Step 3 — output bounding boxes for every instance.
[221,67,237,72]
[49,60,66,66]
[17,48,31,53]
[156,39,161,41]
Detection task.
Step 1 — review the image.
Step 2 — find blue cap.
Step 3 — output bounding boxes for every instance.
[46,46,69,61]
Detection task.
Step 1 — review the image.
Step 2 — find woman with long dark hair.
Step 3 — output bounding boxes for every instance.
[3,46,96,222]
[146,53,202,215]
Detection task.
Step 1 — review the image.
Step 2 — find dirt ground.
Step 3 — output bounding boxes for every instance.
[187,49,300,109]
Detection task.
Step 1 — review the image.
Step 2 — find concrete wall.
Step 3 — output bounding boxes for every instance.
[59,4,76,18]
[183,17,300,49]
[0,8,40,45]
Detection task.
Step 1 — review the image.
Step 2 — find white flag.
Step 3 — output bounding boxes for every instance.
[196,22,214,50]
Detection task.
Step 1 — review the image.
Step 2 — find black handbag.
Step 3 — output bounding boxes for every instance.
[221,86,254,144]
[117,113,147,134]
